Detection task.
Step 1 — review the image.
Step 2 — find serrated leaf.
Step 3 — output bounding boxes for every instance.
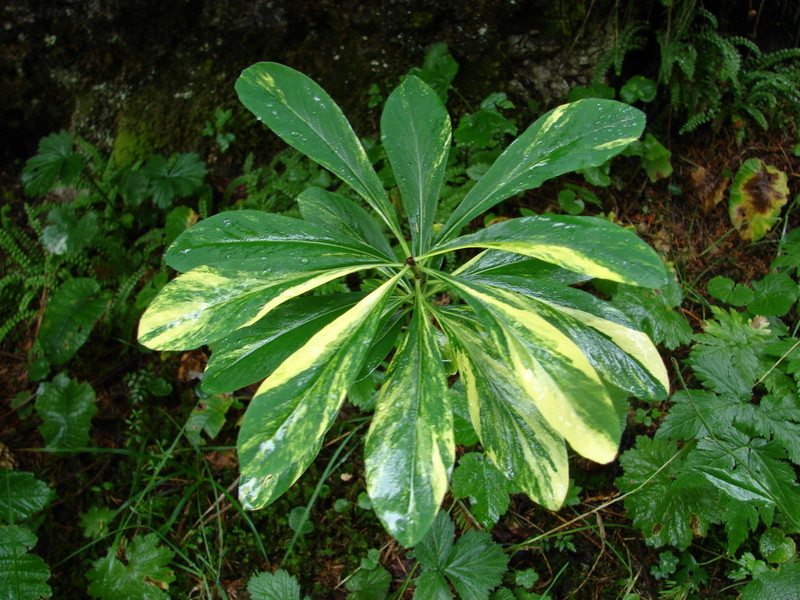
[729,159,789,241]
[617,437,720,549]
[450,452,517,529]
[749,394,800,465]
[0,469,54,524]
[143,153,206,209]
[382,76,451,255]
[436,99,645,243]
[35,373,97,451]
[430,215,668,288]
[0,525,52,600]
[345,566,391,600]
[656,389,743,441]
[39,278,108,365]
[720,497,761,553]
[22,131,84,196]
[706,276,755,306]
[686,306,772,398]
[365,305,454,547]
[412,570,451,600]
[235,63,397,233]
[79,506,116,539]
[41,205,98,255]
[86,533,175,600]
[184,394,234,446]
[759,527,796,564]
[237,273,403,510]
[413,512,508,600]
[444,529,509,600]
[247,569,302,600]
[747,272,799,316]
[740,561,800,600]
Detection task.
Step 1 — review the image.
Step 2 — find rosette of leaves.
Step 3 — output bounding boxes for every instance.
[138,63,669,546]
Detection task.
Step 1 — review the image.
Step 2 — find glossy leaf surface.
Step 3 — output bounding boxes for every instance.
[381,76,451,255]
[138,263,375,350]
[202,293,364,393]
[430,214,668,288]
[441,316,568,508]
[437,99,645,242]
[35,373,97,451]
[165,210,389,272]
[237,273,403,509]
[236,63,397,232]
[297,188,394,260]
[365,303,453,547]
[435,274,620,463]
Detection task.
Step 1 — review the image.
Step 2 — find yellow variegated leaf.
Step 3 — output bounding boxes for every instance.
[237,271,405,502]
[138,264,379,350]
[434,273,620,463]
[365,301,453,547]
[441,314,568,509]
[238,441,321,510]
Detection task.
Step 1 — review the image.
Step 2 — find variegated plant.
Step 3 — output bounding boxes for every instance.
[138,63,670,546]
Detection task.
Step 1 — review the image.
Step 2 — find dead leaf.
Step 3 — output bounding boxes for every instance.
[729,159,789,241]
[689,165,728,213]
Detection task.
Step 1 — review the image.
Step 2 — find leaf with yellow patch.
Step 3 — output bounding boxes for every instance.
[729,159,789,241]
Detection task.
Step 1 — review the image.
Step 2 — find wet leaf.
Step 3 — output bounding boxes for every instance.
[35,373,97,451]
[0,525,52,600]
[729,159,789,241]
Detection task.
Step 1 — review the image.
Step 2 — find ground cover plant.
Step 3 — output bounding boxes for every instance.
[1,16,799,599]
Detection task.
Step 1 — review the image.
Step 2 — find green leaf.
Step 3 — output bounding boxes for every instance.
[656,390,742,441]
[143,153,206,209]
[0,525,52,600]
[39,278,108,365]
[288,506,313,535]
[247,569,303,600]
[0,469,54,524]
[412,571,451,600]
[297,188,394,260]
[239,442,321,511]
[365,304,454,547]
[41,205,98,255]
[440,316,568,510]
[184,394,234,446]
[235,63,398,235]
[620,75,657,103]
[430,215,668,288]
[686,306,772,398]
[707,276,755,306]
[617,437,721,549]
[759,528,796,564]
[466,275,668,400]
[35,373,97,451]
[413,512,509,600]
[729,159,789,242]
[381,75,451,255]
[638,134,673,183]
[22,131,84,196]
[436,99,645,242]
[87,533,175,600]
[202,293,363,393]
[747,272,799,316]
[345,566,391,600]
[79,506,116,539]
[237,273,404,510]
[606,281,693,350]
[458,249,591,286]
[740,562,800,600]
[451,452,517,529]
[164,205,198,248]
[164,210,390,272]
[436,275,620,464]
[138,262,375,351]
[407,42,458,102]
